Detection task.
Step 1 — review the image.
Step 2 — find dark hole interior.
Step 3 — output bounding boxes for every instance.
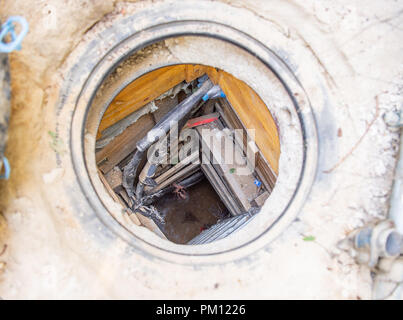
[154,179,230,244]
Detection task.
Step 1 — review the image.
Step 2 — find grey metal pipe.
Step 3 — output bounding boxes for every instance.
[136,79,213,152]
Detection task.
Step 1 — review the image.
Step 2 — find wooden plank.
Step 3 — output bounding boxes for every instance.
[185,65,208,83]
[97,63,280,177]
[201,163,242,216]
[205,67,220,83]
[98,169,125,206]
[246,139,259,170]
[214,101,248,148]
[218,71,280,174]
[118,189,167,239]
[196,119,256,214]
[210,130,255,211]
[96,113,155,174]
[254,191,270,207]
[150,162,200,192]
[205,68,280,174]
[215,99,276,190]
[192,116,238,213]
[100,169,163,234]
[97,169,141,226]
[96,102,156,148]
[104,167,123,190]
[152,95,178,123]
[98,65,187,135]
[154,151,199,185]
[185,113,219,128]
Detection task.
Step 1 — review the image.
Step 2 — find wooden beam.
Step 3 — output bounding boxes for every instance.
[201,163,242,216]
[254,191,270,207]
[97,64,280,175]
[216,71,280,174]
[96,113,155,174]
[152,95,178,123]
[185,65,208,83]
[98,65,187,135]
[204,67,280,174]
[185,113,219,128]
[150,162,200,192]
[154,151,199,185]
[215,99,276,190]
[97,169,141,226]
[118,189,167,239]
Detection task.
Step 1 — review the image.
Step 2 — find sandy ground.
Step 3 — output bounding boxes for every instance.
[0,0,402,299]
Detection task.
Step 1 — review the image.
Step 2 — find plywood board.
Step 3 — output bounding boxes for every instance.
[196,119,257,214]
[215,71,280,174]
[98,65,187,135]
[254,191,270,207]
[152,95,179,123]
[118,189,167,239]
[215,99,276,190]
[204,66,280,174]
[201,163,242,216]
[97,63,279,177]
[185,65,208,83]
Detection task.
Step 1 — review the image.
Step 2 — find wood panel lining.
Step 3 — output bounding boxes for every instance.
[98,65,187,136]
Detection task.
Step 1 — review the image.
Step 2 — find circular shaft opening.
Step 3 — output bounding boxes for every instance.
[94,62,280,245]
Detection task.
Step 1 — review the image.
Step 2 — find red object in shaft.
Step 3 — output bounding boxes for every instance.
[185,116,218,128]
